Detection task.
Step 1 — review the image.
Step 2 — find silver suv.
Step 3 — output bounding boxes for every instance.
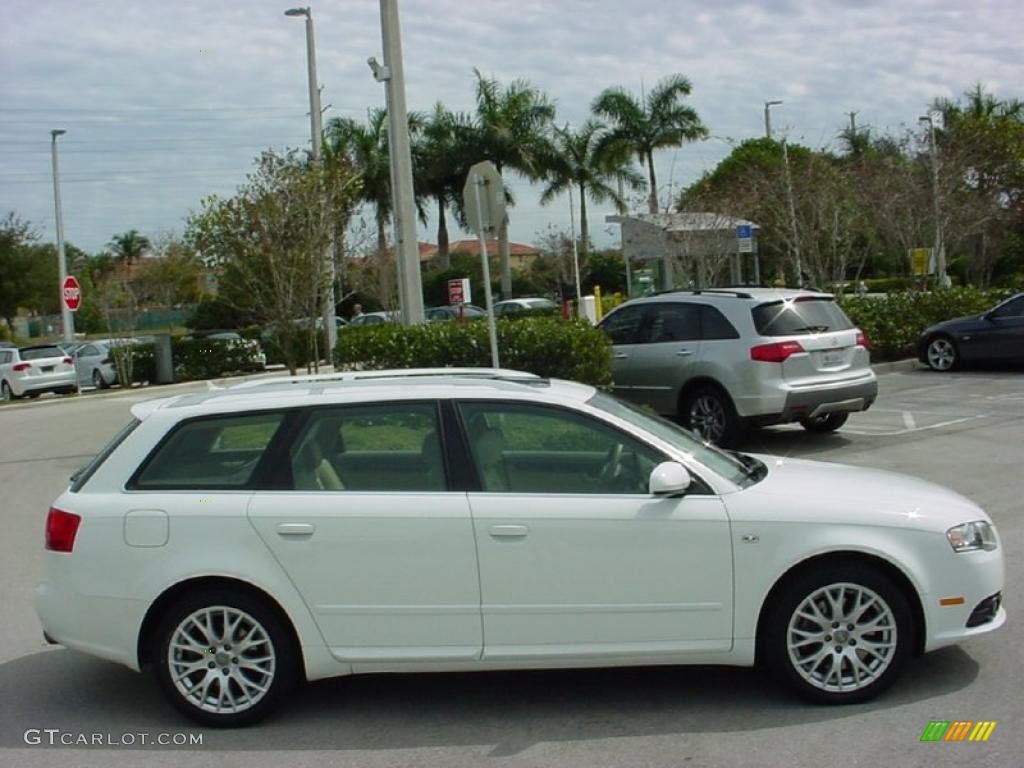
[598,288,878,445]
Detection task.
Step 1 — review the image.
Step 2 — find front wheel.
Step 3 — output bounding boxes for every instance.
[799,412,849,433]
[153,589,299,727]
[681,386,742,447]
[926,336,958,371]
[762,564,913,704]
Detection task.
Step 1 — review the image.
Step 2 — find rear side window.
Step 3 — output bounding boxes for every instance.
[752,298,854,336]
[19,346,64,360]
[649,303,700,342]
[132,412,285,489]
[700,306,740,340]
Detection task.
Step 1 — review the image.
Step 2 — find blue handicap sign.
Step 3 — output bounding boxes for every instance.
[736,224,752,239]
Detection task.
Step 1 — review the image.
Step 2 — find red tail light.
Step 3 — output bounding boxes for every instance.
[750,340,804,363]
[13,362,30,372]
[856,332,871,350]
[45,508,81,552]
[62,357,73,365]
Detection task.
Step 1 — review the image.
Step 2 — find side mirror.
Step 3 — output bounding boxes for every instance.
[649,461,692,497]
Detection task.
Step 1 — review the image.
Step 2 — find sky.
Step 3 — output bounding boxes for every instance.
[2,0,1022,256]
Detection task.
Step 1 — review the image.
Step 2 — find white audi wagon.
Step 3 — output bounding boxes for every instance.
[35,369,1005,726]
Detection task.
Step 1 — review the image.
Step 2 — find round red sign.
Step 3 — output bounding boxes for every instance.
[62,275,81,312]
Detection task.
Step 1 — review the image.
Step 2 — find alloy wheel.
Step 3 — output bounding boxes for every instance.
[927,338,956,371]
[786,582,898,693]
[689,394,727,443]
[167,606,277,715]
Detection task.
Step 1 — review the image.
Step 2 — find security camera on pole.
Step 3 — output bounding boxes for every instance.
[463,161,505,368]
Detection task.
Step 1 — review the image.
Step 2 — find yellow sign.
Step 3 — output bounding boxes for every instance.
[911,248,932,276]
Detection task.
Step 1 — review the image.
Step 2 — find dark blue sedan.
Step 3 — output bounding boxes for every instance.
[917,293,1024,370]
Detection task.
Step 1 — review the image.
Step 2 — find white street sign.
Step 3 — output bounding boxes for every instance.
[463,161,506,237]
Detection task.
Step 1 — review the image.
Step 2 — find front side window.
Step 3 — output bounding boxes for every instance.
[991,296,1024,318]
[600,305,647,345]
[132,412,284,489]
[288,402,445,491]
[459,401,665,494]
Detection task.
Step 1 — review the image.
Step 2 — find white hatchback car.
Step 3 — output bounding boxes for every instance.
[35,369,1005,726]
[0,344,77,400]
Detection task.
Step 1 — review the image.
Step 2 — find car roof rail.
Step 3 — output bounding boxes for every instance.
[692,288,754,299]
[228,367,542,390]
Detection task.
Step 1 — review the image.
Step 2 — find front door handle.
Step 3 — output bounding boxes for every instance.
[489,524,529,538]
[676,348,694,357]
[613,352,629,360]
[276,522,315,536]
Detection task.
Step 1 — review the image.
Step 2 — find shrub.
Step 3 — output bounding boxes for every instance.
[334,316,612,387]
[173,337,262,380]
[839,287,1015,361]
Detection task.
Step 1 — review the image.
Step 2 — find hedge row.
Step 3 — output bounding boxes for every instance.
[838,287,1015,360]
[333,317,612,386]
[112,337,263,384]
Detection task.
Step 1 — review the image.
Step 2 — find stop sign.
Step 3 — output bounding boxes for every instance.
[62,275,81,312]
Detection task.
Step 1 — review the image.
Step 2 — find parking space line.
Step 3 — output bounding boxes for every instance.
[844,414,989,437]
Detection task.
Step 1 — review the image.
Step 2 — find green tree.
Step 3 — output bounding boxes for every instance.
[592,74,708,214]
[539,120,642,257]
[470,69,556,297]
[107,229,151,265]
[0,213,37,329]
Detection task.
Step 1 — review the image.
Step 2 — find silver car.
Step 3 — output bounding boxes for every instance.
[0,344,77,400]
[599,288,878,445]
[74,340,121,389]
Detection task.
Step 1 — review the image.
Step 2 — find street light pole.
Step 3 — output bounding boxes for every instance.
[919,114,950,287]
[372,0,425,324]
[764,100,783,140]
[285,6,337,361]
[50,129,74,344]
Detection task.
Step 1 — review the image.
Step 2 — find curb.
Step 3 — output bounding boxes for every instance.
[871,358,921,375]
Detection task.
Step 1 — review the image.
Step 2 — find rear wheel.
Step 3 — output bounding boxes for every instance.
[153,589,299,727]
[799,412,849,433]
[762,564,912,704]
[926,336,958,371]
[1,381,14,401]
[681,386,742,447]
[92,369,107,389]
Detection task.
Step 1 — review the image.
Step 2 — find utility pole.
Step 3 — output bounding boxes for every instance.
[284,6,337,360]
[50,129,74,343]
[372,0,424,324]
[764,100,783,140]
[782,139,802,285]
[919,114,950,288]
[847,111,858,133]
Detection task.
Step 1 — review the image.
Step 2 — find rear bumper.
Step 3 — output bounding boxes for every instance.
[746,376,878,426]
[12,372,77,396]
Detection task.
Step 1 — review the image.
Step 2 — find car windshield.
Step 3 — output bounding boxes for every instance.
[19,345,65,360]
[752,297,854,336]
[587,391,762,488]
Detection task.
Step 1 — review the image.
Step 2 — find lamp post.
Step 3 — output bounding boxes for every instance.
[764,100,783,140]
[50,129,74,343]
[368,0,425,325]
[284,6,337,360]
[918,114,950,287]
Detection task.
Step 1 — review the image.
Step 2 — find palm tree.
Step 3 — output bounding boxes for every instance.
[325,109,394,254]
[471,69,556,297]
[414,104,474,269]
[592,75,708,214]
[539,120,643,256]
[107,229,150,266]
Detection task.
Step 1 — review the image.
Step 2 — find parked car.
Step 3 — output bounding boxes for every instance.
[493,297,560,317]
[73,340,121,389]
[425,304,487,322]
[184,331,267,371]
[343,311,400,329]
[0,340,16,349]
[0,344,77,400]
[597,288,877,445]
[37,368,1004,726]
[917,292,1024,371]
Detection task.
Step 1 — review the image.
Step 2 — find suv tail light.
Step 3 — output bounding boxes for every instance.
[750,340,804,363]
[45,508,81,552]
[12,362,30,372]
[856,332,871,350]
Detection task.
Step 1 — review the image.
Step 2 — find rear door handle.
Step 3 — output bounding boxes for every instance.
[276,522,315,536]
[676,348,694,357]
[489,524,529,538]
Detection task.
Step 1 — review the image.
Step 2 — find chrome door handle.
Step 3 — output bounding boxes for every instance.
[676,349,694,356]
[613,353,629,359]
[276,522,315,536]
[489,524,529,538]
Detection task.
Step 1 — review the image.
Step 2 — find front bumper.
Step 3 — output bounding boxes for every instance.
[922,546,1006,652]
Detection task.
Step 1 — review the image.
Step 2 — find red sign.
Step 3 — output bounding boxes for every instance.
[62,275,81,312]
[448,278,466,305]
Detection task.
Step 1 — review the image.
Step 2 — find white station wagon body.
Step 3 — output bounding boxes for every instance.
[35,369,1005,725]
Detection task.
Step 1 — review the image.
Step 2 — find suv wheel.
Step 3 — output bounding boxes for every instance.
[762,564,912,704]
[153,589,299,727]
[799,413,849,433]
[682,386,741,447]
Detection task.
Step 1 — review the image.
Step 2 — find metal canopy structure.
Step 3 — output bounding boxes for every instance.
[606,212,762,293]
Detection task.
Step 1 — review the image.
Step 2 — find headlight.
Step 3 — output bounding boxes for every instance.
[946,521,998,552]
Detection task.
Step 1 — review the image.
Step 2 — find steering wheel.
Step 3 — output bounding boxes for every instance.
[598,442,624,487]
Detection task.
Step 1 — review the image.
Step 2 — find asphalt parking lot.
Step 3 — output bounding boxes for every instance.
[0,366,1021,768]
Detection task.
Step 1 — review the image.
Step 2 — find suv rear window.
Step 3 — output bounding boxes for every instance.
[752,298,854,336]
[19,346,64,360]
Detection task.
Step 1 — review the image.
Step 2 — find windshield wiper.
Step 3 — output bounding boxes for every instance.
[729,451,767,482]
[787,324,830,334]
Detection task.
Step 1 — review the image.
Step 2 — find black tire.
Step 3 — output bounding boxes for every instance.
[1,381,15,401]
[153,588,299,727]
[799,412,849,433]
[27,391,40,399]
[92,369,107,389]
[925,335,959,372]
[681,385,742,447]
[761,563,913,704]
